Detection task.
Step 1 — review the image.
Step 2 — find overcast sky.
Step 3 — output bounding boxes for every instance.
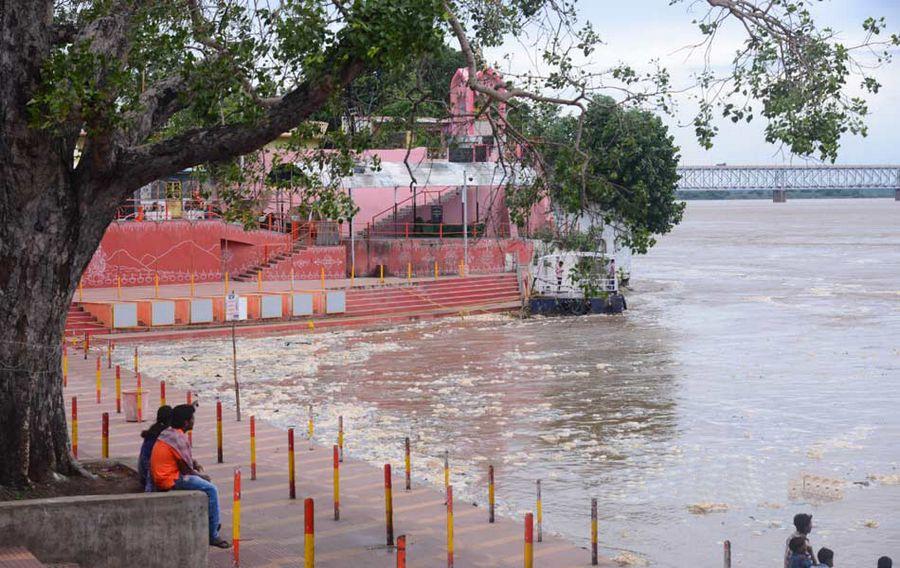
[489,1,900,165]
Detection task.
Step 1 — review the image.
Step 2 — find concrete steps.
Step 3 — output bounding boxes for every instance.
[345,274,520,317]
[0,547,77,567]
[64,305,104,338]
[232,241,307,282]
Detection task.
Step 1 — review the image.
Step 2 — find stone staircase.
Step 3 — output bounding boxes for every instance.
[363,186,462,238]
[232,239,306,282]
[63,304,105,338]
[344,273,521,317]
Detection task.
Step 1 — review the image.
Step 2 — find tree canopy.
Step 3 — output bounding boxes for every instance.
[0,0,897,486]
[518,97,683,254]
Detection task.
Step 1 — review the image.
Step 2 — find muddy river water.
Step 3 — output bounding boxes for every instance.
[133,199,900,566]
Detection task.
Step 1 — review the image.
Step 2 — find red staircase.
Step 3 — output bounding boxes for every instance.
[64,304,105,337]
[345,274,521,317]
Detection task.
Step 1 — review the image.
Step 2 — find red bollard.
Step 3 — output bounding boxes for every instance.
[397,534,407,568]
[71,396,78,458]
[101,412,109,458]
[233,468,241,567]
[288,428,296,499]
[304,498,315,568]
[384,464,394,546]
[591,498,598,566]
[136,372,143,423]
[250,416,257,481]
[115,365,121,414]
[524,512,534,568]
[216,399,223,463]
[159,380,166,407]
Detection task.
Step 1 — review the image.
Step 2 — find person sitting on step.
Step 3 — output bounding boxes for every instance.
[138,405,172,492]
[150,403,230,548]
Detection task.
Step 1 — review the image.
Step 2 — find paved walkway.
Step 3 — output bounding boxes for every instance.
[65,343,612,567]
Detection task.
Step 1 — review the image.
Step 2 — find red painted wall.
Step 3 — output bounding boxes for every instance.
[81,220,295,288]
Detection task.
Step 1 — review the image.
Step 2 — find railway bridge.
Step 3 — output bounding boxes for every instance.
[676,165,900,201]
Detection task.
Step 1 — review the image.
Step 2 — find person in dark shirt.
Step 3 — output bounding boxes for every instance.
[788,536,813,568]
[815,547,834,567]
[138,405,173,491]
[878,557,892,568]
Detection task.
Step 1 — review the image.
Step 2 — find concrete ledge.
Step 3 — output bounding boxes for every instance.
[0,491,208,568]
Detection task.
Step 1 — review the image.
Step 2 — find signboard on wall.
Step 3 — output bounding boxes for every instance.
[431,205,443,223]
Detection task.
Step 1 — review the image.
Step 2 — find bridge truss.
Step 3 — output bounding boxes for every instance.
[676,165,900,191]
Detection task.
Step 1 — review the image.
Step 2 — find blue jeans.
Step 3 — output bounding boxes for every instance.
[173,474,220,541]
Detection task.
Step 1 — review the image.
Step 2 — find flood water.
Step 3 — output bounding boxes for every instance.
[134,199,900,567]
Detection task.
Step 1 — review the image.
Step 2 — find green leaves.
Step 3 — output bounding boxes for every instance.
[516,96,683,255]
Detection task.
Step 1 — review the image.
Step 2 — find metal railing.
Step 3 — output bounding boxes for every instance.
[363,221,509,240]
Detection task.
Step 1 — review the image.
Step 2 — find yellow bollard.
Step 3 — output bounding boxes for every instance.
[62,344,69,388]
[536,480,543,542]
[116,275,122,300]
[434,261,439,280]
[78,280,83,302]
[307,404,314,450]
[190,273,195,297]
[288,428,296,499]
[443,450,450,491]
[154,272,159,298]
[320,267,325,289]
[333,444,340,520]
[379,264,384,284]
[308,320,314,331]
[290,268,295,292]
[407,262,412,282]
[257,270,262,292]
[489,465,495,523]
[95,356,101,403]
[350,264,355,287]
[447,485,454,567]
[136,372,143,423]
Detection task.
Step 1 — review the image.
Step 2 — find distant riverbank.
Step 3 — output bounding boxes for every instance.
[678,188,894,199]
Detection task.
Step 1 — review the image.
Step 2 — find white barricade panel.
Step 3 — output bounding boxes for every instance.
[326,291,346,314]
[113,303,138,328]
[151,301,176,326]
[190,298,213,323]
[292,293,313,316]
[261,295,283,319]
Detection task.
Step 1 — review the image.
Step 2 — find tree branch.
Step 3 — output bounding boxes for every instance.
[114,56,366,194]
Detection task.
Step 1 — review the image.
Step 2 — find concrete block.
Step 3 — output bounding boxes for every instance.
[0,491,208,568]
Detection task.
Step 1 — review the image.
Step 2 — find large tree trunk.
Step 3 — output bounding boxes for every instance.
[0,165,112,486]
